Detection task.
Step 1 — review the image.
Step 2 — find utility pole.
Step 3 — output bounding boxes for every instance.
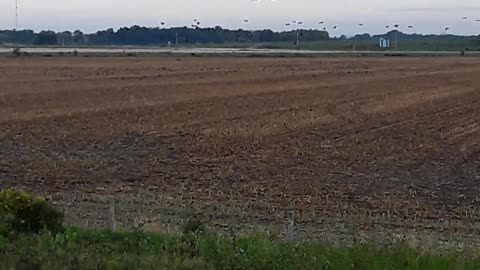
[296,32,300,46]
[393,25,400,50]
[395,31,398,50]
[15,0,18,30]
[175,32,178,47]
[353,24,364,52]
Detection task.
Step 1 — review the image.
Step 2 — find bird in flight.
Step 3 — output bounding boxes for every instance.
[333,25,337,29]
[445,27,450,31]
[462,17,468,20]
[319,21,324,24]
[358,23,364,26]
[408,25,413,29]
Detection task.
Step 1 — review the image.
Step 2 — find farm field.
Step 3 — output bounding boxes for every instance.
[1,57,480,246]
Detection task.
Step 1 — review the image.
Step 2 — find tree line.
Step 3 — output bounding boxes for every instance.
[0,26,478,46]
[0,26,329,46]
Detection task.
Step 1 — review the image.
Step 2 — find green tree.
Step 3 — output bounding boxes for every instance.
[73,30,85,44]
[33,31,57,45]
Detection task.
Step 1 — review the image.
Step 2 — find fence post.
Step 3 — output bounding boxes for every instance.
[63,192,69,217]
[285,209,295,241]
[107,197,116,232]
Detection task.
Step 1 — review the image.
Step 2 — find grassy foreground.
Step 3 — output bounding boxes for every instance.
[1,228,480,270]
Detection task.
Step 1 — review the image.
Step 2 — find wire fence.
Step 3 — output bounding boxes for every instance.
[34,190,480,251]
[3,175,480,250]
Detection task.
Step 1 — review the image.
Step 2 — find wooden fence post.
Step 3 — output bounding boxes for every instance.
[285,209,295,241]
[107,197,116,232]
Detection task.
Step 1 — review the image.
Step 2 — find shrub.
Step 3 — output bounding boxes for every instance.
[0,190,64,235]
[12,47,21,57]
[0,234,5,251]
[181,216,208,258]
[182,216,206,236]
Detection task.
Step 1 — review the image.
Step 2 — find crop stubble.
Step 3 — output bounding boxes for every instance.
[1,57,479,242]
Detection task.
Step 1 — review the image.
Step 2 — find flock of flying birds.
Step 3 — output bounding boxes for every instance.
[158,16,480,34]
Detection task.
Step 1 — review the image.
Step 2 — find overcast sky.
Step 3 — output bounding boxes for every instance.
[1,0,480,36]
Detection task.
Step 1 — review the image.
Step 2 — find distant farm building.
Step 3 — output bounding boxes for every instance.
[379,37,390,49]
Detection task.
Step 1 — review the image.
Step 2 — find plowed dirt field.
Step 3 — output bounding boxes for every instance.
[1,57,479,243]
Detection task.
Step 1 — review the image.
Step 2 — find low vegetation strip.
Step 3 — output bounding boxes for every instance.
[2,228,480,270]
[1,190,480,270]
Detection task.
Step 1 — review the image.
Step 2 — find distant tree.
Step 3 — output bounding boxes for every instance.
[352,33,372,41]
[33,31,57,45]
[255,30,275,42]
[57,31,73,46]
[91,28,116,45]
[73,30,85,44]
[0,29,35,44]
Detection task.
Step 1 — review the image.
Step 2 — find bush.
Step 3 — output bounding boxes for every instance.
[12,47,21,57]
[181,217,208,258]
[0,234,6,250]
[182,216,206,236]
[0,190,64,235]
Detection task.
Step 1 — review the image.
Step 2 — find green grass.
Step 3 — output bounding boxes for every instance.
[1,228,480,270]
[193,39,480,52]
